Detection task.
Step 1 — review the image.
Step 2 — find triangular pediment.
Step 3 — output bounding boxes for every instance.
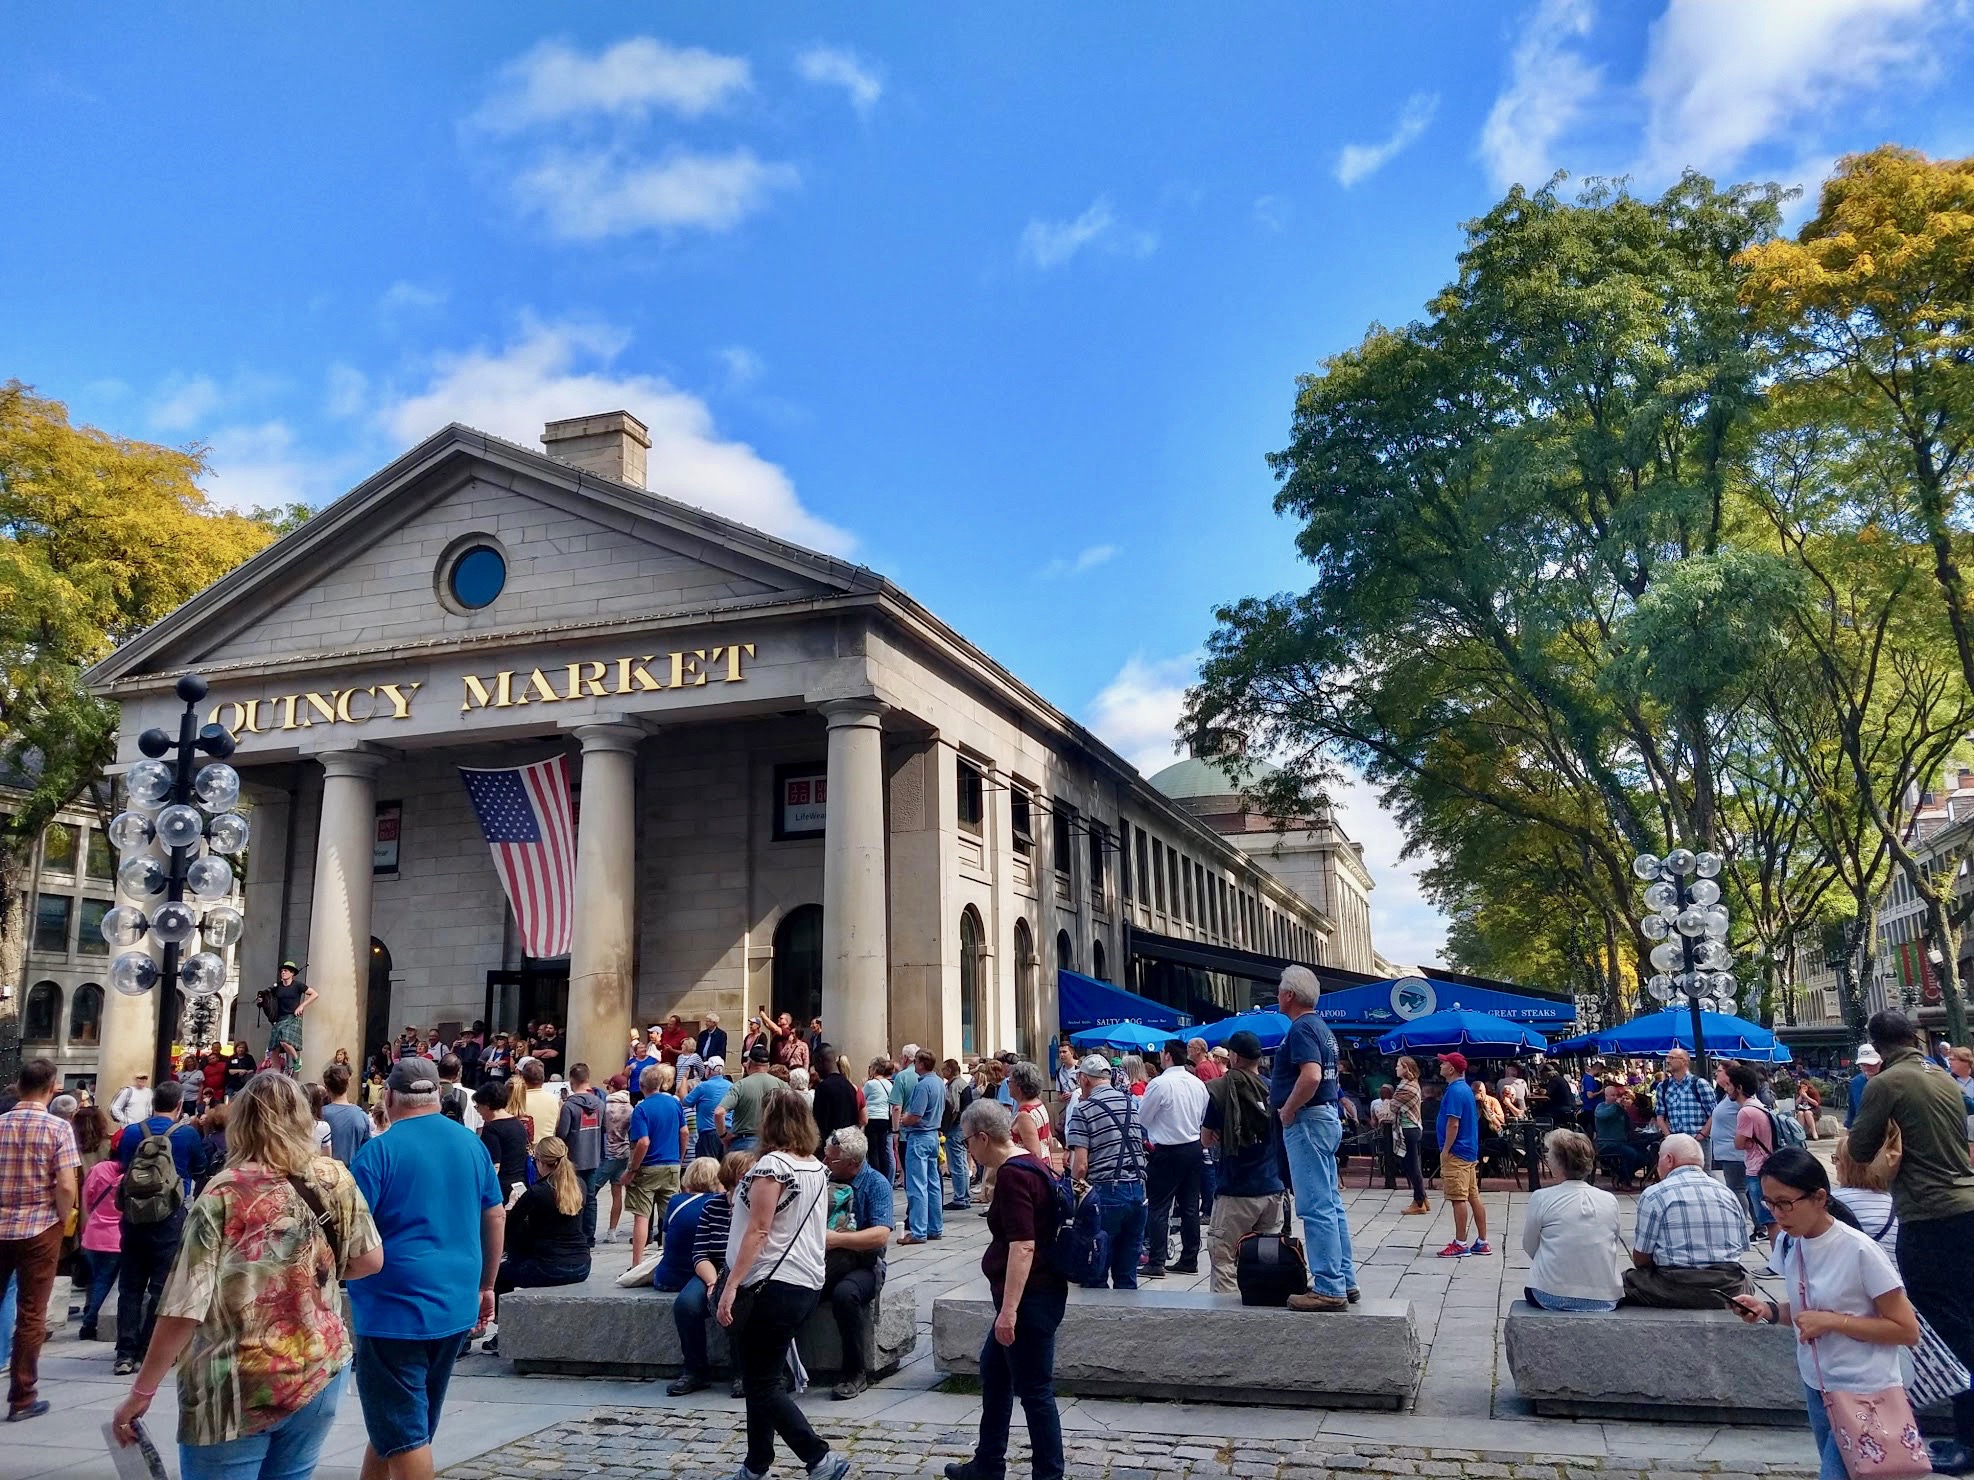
[89,425,879,684]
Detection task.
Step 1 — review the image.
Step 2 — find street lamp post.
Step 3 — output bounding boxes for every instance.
[1635,847,1738,1076]
[99,674,250,1087]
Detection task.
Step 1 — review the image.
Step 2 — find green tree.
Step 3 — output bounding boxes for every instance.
[0,382,279,1072]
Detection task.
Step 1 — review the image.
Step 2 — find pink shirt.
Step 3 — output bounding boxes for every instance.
[80,1159,123,1253]
[1736,1102,1774,1175]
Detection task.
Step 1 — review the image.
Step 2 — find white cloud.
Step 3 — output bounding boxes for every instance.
[476,36,750,132]
[200,421,314,513]
[324,363,369,420]
[148,375,223,432]
[379,280,446,316]
[1479,0,1603,189]
[378,319,855,555]
[1335,92,1440,187]
[1252,194,1289,232]
[1637,0,1936,179]
[796,44,883,112]
[717,345,765,391]
[511,147,798,239]
[1085,652,1199,775]
[1038,544,1117,579]
[1018,196,1158,270]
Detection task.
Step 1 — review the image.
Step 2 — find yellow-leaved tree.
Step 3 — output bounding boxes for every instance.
[0,380,283,1072]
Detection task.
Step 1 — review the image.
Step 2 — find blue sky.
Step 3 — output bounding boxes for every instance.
[6,2,1972,969]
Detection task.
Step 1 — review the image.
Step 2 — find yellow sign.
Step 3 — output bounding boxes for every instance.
[209,684,421,734]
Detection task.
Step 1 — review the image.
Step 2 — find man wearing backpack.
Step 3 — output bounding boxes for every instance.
[1201,1030,1284,1293]
[1062,1054,1146,1289]
[110,1078,204,1376]
[1726,1063,1779,1240]
[554,1063,607,1245]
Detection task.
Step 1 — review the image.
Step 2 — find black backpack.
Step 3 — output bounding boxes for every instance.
[119,1127,184,1226]
[440,1084,468,1124]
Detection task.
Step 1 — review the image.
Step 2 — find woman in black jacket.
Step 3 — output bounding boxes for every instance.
[483,1135,591,1357]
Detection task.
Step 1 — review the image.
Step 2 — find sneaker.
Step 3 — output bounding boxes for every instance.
[667,1372,709,1396]
[1927,1439,1974,1476]
[1435,1242,1469,1259]
[77,1324,97,1341]
[831,1371,869,1400]
[1286,1292,1349,1312]
[113,1359,137,1376]
[1141,1266,1167,1279]
[1345,1287,1361,1304]
[809,1453,851,1480]
[727,1467,768,1480]
[1170,1262,1199,1275]
[5,1401,49,1423]
[1401,1202,1430,1215]
[730,1378,746,1399]
[1468,1240,1492,1256]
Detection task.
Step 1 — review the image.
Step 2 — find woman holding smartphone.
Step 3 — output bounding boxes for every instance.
[1729,1148,1922,1480]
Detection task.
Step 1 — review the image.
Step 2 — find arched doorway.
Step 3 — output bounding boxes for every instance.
[1013,921,1040,1064]
[362,937,393,1064]
[1092,938,1107,983]
[773,904,824,1029]
[960,906,986,1057]
[1056,929,1074,976]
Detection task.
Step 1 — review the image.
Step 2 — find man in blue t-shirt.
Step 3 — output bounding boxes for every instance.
[348,1058,503,1478]
[624,1069,688,1266]
[1270,965,1356,1310]
[896,1049,945,1243]
[820,1126,896,1398]
[685,1061,731,1160]
[1434,1051,1488,1258]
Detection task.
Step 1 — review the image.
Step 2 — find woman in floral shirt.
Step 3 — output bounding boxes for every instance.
[111,1072,382,1479]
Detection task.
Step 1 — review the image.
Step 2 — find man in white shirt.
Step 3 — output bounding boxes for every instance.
[1139,1039,1210,1278]
[1497,1066,1529,1120]
[109,1075,152,1127]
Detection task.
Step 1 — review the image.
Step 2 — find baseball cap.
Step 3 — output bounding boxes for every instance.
[1440,1051,1470,1074]
[386,1057,440,1094]
[706,1055,726,1071]
[747,1041,772,1063]
[1076,1053,1112,1077]
[1225,1030,1264,1060]
[1856,1044,1883,1067]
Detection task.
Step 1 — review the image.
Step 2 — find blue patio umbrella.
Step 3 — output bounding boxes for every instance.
[1068,1021,1184,1053]
[1376,1007,1549,1057]
[1548,1007,1792,1063]
[1194,1010,1292,1052]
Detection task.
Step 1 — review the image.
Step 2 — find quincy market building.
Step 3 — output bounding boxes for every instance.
[84,412,1329,1088]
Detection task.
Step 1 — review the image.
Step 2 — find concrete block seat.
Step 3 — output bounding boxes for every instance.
[1504,1300,1804,1424]
[501,1267,916,1380]
[932,1281,1419,1410]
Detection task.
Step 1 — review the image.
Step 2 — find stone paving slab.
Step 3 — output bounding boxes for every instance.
[435,1409,1819,1480]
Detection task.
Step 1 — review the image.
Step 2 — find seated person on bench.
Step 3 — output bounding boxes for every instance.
[1622,1133,1753,1308]
[1593,1083,1646,1186]
[819,1126,895,1400]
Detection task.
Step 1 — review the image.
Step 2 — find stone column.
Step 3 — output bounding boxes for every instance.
[235,779,292,1057]
[567,724,642,1077]
[821,699,889,1066]
[301,750,385,1078]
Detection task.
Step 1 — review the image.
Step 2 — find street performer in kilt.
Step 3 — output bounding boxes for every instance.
[259,959,317,1072]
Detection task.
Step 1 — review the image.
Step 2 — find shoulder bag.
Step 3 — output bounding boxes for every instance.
[1798,1251,1930,1476]
[714,1163,828,1337]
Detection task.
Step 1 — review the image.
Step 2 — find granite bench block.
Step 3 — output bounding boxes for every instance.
[502,1270,915,1379]
[1504,1300,1804,1424]
[932,1281,1419,1409]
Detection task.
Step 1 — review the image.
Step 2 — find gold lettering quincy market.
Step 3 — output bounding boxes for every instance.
[460,644,754,715]
[208,682,422,735]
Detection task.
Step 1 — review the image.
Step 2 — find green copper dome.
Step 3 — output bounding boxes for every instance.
[1146,754,1279,800]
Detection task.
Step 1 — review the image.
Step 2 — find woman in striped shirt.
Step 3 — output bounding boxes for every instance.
[666,1150,755,1396]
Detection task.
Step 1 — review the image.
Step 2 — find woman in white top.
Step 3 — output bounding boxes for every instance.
[717,1090,846,1480]
[1831,1133,1900,1255]
[1732,1148,1922,1480]
[863,1058,895,1183]
[1520,1129,1625,1311]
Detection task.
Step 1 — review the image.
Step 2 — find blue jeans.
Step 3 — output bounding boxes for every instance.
[79,1249,119,1332]
[1087,1182,1146,1289]
[180,1367,346,1480]
[946,1128,970,1204]
[1747,1174,1774,1232]
[1283,1105,1356,1299]
[904,1132,944,1238]
[0,1272,14,1367]
[1803,1383,1848,1480]
[673,1276,712,1376]
[973,1282,1066,1480]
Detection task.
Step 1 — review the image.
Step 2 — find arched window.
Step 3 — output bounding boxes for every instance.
[773,904,825,1028]
[68,983,103,1046]
[22,981,61,1044]
[1056,929,1074,975]
[960,907,986,1057]
[1092,938,1107,983]
[1013,920,1039,1064]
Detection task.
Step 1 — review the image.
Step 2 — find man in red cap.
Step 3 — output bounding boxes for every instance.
[1434,1053,1490,1257]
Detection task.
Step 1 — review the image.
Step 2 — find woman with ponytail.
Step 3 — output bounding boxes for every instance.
[479,1135,591,1357]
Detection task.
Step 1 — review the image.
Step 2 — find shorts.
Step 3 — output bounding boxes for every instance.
[624,1162,680,1217]
[352,1334,461,1458]
[1440,1154,1478,1200]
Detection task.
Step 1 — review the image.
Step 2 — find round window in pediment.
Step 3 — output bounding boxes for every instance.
[445,544,506,610]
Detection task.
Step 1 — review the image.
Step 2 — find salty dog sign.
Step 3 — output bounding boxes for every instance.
[208,642,757,737]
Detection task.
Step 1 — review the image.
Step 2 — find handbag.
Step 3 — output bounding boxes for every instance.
[1799,1254,1930,1476]
[1903,1312,1971,1413]
[716,1167,828,1337]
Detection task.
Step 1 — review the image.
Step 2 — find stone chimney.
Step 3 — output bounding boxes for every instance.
[541,410,650,488]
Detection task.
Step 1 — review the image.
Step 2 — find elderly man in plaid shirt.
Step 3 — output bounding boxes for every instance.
[1621,1132,1752,1308]
[1653,1048,1717,1144]
[0,1058,81,1422]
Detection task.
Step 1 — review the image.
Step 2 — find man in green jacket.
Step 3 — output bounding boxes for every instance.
[1848,1010,1974,1475]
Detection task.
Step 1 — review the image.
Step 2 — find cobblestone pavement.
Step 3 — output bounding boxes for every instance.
[437,1410,1818,1480]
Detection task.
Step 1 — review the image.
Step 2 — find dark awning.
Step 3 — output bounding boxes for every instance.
[1057,969,1195,1034]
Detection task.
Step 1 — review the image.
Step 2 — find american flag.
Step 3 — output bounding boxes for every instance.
[459,756,576,958]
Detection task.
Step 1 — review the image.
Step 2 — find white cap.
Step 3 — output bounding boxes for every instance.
[1856,1044,1882,1067]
